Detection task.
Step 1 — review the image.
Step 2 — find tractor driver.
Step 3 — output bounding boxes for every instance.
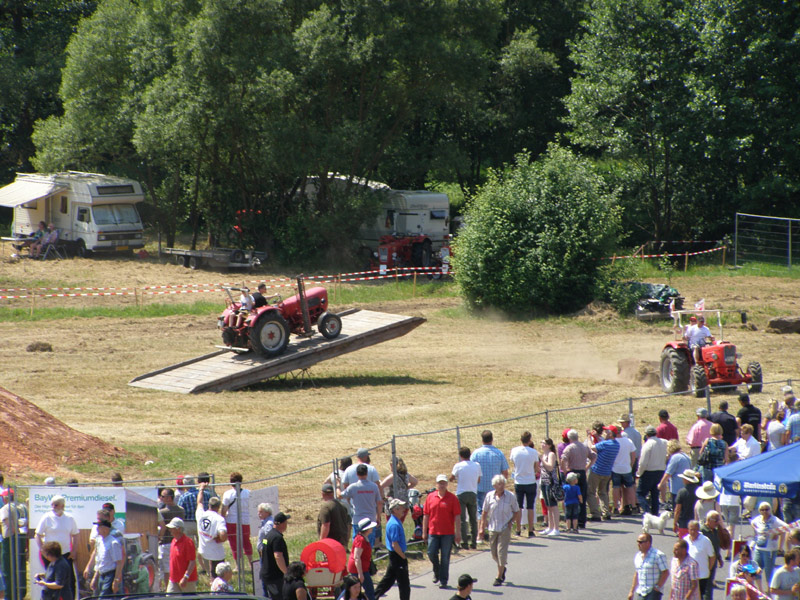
[686,316,712,362]
[227,288,255,329]
[252,283,279,308]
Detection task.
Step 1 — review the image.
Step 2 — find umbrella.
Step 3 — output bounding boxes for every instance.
[713,442,800,498]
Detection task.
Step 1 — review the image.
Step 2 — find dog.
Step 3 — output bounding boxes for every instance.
[642,510,672,535]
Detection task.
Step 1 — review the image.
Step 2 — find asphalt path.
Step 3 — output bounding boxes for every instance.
[378,514,728,599]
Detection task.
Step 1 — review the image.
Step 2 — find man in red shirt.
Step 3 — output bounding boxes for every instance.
[657,410,679,441]
[423,474,462,589]
[166,518,198,593]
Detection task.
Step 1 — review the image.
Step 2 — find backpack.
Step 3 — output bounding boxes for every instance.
[699,438,724,467]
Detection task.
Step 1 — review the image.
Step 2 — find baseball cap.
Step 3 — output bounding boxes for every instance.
[696,408,708,418]
[783,386,793,395]
[645,425,658,436]
[274,512,291,524]
[436,474,448,483]
[356,448,370,459]
[166,517,185,529]
[618,413,631,423]
[388,498,407,511]
[603,425,619,435]
[94,520,113,528]
[458,574,477,589]
[321,483,335,493]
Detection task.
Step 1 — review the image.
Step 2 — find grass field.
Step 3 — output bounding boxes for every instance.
[1,253,798,557]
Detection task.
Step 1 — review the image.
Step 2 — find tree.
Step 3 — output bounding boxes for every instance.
[453,145,621,314]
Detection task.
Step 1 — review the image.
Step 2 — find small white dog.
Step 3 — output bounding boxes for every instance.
[642,510,672,535]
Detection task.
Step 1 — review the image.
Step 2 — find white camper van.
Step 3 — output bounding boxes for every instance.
[0,171,145,255]
[359,189,450,250]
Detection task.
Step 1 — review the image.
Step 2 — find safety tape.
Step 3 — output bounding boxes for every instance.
[605,246,726,260]
[731,577,770,600]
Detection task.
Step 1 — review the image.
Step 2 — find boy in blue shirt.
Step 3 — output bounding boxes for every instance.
[563,473,583,533]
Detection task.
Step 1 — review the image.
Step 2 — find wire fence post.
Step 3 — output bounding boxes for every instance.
[234,481,244,592]
[456,426,461,454]
[391,435,398,500]
[627,398,634,425]
[705,385,711,414]
[545,410,550,439]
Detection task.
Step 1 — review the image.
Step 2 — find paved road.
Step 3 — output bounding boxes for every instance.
[379,514,726,599]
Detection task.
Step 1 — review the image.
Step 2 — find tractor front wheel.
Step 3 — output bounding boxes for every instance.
[691,365,708,398]
[318,312,342,339]
[747,362,763,393]
[250,312,290,357]
[660,347,689,393]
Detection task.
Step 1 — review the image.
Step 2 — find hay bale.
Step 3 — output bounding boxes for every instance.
[26,341,53,352]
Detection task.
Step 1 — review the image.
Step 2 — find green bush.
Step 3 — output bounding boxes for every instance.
[453,145,621,314]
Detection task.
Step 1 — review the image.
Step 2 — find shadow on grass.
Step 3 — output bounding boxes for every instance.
[247,373,447,391]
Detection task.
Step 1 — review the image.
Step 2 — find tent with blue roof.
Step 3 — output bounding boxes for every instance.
[713,442,800,498]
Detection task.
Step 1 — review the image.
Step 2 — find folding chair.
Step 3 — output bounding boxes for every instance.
[39,242,65,260]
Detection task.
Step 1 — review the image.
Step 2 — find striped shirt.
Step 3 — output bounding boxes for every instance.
[670,555,700,600]
[590,439,619,476]
[634,546,668,596]
[471,445,509,493]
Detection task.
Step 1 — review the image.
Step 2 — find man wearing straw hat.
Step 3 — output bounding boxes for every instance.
[673,470,701,538]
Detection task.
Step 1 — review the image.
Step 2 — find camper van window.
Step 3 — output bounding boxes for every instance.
[92,204,141,225]
[77,207,90,223]
[430,209,447,220]
[60,196,68,214]
[23,201,37,210]
[96,184,135,195]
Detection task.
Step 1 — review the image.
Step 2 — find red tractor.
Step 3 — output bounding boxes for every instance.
[371,234,433,271]
[660,310,762,397]
[217,276,342,357]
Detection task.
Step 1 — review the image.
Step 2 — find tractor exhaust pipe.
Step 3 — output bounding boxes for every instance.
[296,274,312,335]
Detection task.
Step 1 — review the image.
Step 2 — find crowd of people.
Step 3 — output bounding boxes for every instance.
[2,386,800,600]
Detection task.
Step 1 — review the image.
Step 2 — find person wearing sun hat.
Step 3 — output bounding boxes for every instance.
[673,470,701,538]
[347,518,377,600]
[694,481,720,525]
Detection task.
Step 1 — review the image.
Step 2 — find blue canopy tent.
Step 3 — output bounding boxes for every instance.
[713,442,800,498]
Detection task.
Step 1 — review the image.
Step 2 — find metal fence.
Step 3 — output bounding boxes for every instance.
[735,212,800,268]
[5,378,793,599]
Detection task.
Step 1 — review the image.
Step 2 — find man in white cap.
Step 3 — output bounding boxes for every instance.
[374,499,410,600]
[423,475,461,589]
[686,408,713,467]
[166,517,198,593]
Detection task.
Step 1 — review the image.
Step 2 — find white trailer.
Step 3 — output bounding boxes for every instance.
[0,171,145,256]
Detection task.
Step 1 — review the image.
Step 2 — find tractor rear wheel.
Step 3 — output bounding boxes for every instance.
[318,312,342,339]
[691,365,707,398]
[660,347,689,393]
[250,312,290,357]
[411,240,432,268]
[747,362,763,393]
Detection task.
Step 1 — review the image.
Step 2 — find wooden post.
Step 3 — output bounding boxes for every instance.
[611,253,617,265]
[684,251,689,272]
[722,246,726,267]
[30,292,34,317]
[413,271,417,297]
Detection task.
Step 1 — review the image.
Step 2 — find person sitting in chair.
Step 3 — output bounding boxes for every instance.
[15,221,46,252]
[31,224,59,258]
[686,316,712,362]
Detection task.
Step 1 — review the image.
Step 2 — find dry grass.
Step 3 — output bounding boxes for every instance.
[1,255,799,539]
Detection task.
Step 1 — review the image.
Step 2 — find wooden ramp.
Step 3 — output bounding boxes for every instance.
[128,309,425,393]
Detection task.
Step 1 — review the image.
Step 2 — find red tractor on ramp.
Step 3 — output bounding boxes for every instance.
[660,309,762,397]
[218,276,342,357]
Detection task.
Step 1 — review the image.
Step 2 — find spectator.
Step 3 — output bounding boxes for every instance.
[751,502,787,584]
[787,528,800,553]
[450,447,481,550]
[33,542,73,600]
[560,429,593,528]
[257,503,275,548]
[673,470,701,538]
[699,512,724,600]
[539,438,561,535]
[657,410,679,441]
[619,414,643,479]
[318,483,351,549]
[282,561,308,600]
[347,518,376,600]
[609,424,637,515]
[509,431,540,537]
[556,428,571,461]
[65,479,79,488]
[637,426,668,516]
[338,574,368,600]
[718,450,742,558]
[660,440,692,507]
[93,503,124,538]
[627,531,668,600]
[423,474,461,589]
[211,562,235,593]
[683,520,716,600]
[261,512,290,600]
[768,548,799,600]
[87,520,123,597]
[373,499,410,600]
[784,405,800,446]
[710,401,739,447]
[342,449,381,491]
[694,482,721,524]
[563,472,583,533]
[766,411,787,452]
[470,430,509,518]
[221,472,253,564]
[196,483,228,575]
[0,489,28,600]
[669,538,700,600]
[35,496,78,599]
[43,478,55,486]
[781,387,798,426]
[479,475,519,586]
[379,458,418,510]
[157,488,184,590]
[729,545,763,597]
[342,464,381,547]
[110,473,123,487]
[30,223,57,258]
[736,393,762,442]
[325,457,353,496]
[687,408,713,467]
[177,475,211,540]
[734,424,762,460]
[83,509,122,583]
[165,518,198,593]
[449,574,477,600]
[587,425,620,521]
[728,585,747,600]
[697,424,728,483]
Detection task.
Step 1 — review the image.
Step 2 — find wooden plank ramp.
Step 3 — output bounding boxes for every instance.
[128,309,425,394]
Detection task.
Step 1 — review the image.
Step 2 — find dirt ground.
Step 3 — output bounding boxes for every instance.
[1,255,799,487]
